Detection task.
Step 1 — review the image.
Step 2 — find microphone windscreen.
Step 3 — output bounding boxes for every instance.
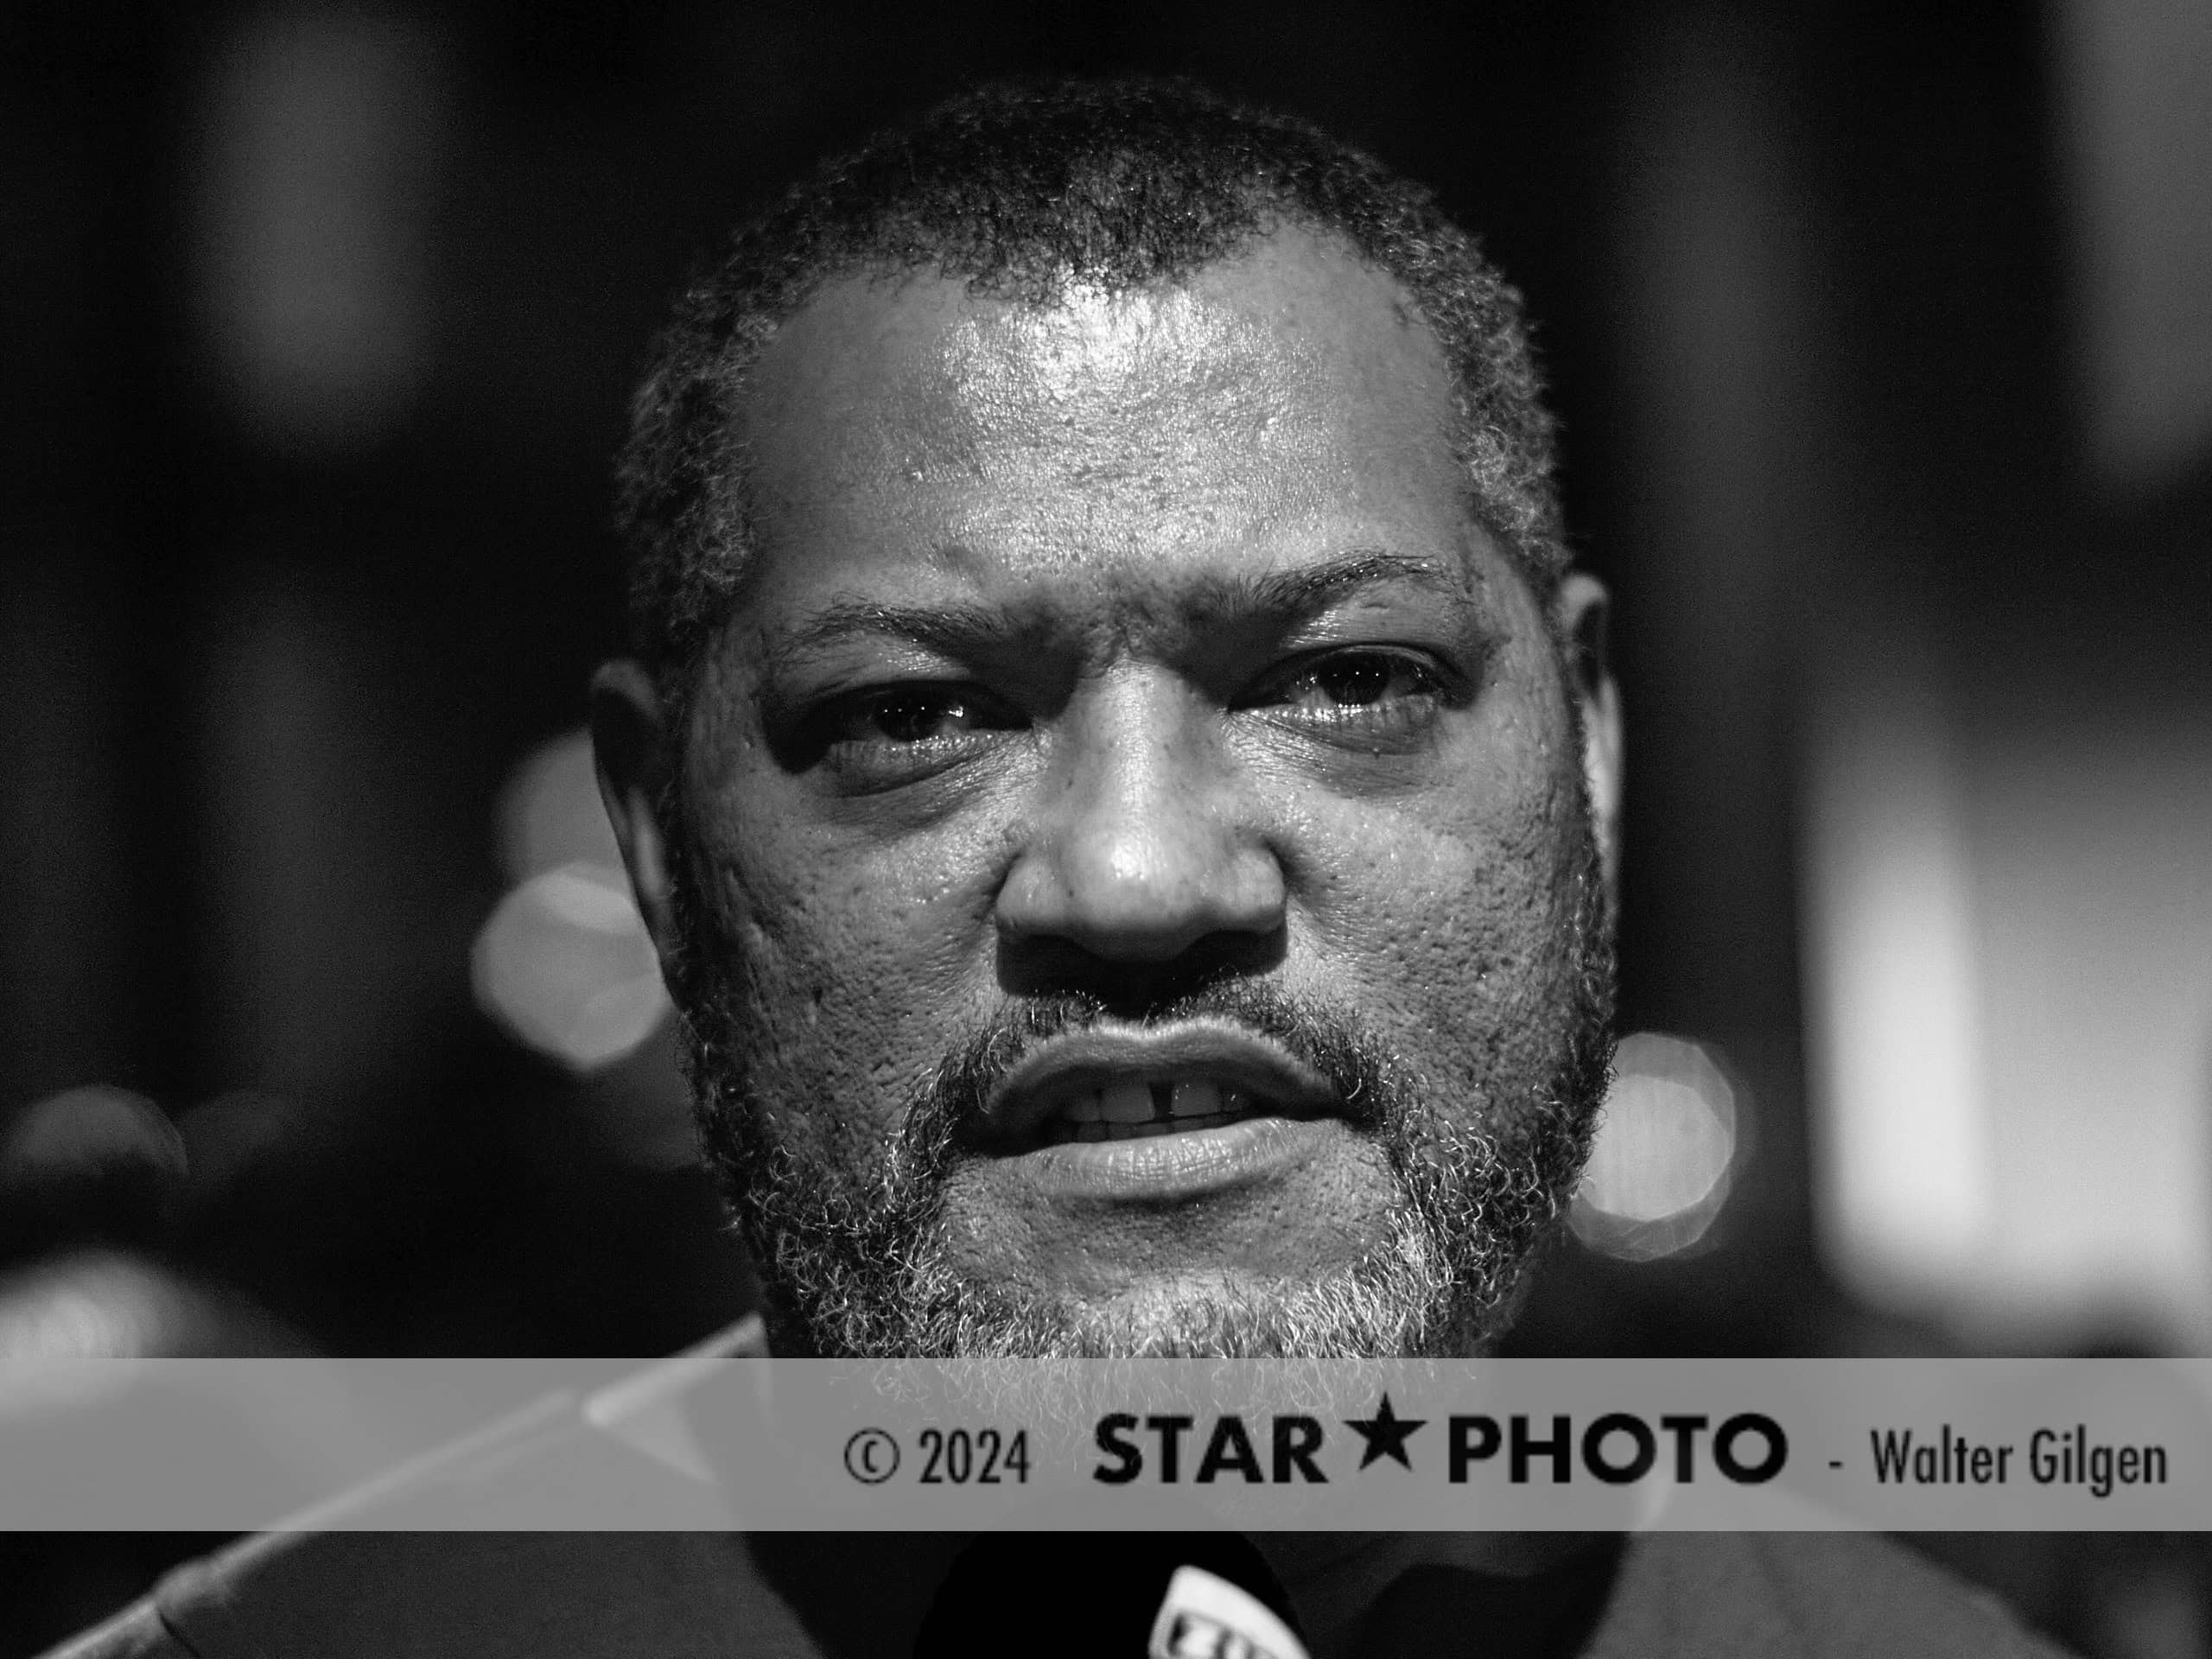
[912,1528,1307,1659]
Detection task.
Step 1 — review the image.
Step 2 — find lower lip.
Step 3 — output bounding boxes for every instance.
[1007,1116,1340,1202]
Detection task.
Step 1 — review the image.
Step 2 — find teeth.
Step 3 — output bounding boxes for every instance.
[1167,1080,1221,1118]
[1101,1081,1154,1122]
[1041,1078,1281,1146]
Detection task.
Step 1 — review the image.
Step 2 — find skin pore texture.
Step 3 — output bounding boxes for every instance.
[595,222,1622,1359]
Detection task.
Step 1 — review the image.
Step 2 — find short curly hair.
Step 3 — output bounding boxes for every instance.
[615,77,1565,690]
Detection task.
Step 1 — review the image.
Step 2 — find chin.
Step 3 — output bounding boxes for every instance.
[774,1211,1527,1359]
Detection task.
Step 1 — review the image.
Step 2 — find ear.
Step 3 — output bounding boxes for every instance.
[1556,573,1623,911]
[589,659,683,966]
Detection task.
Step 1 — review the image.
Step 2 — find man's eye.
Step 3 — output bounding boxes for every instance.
[1269,651,1442,715]
[823,686,1024,748]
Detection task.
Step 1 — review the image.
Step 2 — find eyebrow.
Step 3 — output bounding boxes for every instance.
[758,549,1471,679]
[1219,550,1468,620]
[759,599,1030,684]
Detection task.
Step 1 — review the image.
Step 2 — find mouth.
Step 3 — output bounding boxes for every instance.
[985,1019,1344,1154]
[1039,1077,1282,1144]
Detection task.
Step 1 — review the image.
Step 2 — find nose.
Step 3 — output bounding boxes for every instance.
[995,672,1286,964]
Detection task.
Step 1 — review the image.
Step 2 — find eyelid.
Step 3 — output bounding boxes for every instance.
[816,682,1032,765]
[827,680,1022,726]
[763,677,1018,777]
[1240,644,1454,707]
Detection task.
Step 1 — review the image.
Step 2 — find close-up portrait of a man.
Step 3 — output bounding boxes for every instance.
[589,78,1619,1363]
[11,4,2210,1652]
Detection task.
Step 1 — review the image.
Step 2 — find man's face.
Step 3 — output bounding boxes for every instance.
[601,225,1618,1356]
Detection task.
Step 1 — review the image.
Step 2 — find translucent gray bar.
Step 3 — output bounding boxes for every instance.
[3,1357,2208,1530]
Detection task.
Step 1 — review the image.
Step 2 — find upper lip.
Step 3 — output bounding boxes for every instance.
[984,1019,1341,1150]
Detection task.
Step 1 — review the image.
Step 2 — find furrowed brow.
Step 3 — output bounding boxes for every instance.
[1213,550,1473,625]
[760,600,1025,681]
[760,551,1474,680]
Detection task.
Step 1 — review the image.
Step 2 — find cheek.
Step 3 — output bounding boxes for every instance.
[1291,698,1588,1084]
[686,772,1006,1142]
[1303,827,1543,1003]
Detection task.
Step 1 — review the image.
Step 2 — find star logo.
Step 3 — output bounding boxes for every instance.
[1342,1393,1427,1470]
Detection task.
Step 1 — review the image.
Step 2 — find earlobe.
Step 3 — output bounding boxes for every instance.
[589,659,683,963]
[1555,573,1624,909]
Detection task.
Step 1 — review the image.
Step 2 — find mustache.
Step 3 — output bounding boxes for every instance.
[891,978,1414,1173]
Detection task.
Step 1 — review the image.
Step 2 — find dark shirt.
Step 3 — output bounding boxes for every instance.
[44,1323,2067,1659]
[52,1528,2066,1658]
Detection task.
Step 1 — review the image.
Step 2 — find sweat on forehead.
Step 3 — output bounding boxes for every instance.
[762,269,1338,470]
[737,230,1459,536]
[614,77,1567,690]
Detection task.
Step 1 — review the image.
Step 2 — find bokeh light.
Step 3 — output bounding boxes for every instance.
[474,728,670,1073]
[1571,1032,1742,1261]
[472,861,668,1073]
[495,728,623,886]
[188,7,449,454]
[0,1087,187,1199]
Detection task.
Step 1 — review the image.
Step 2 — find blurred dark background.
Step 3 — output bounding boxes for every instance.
[3,0,2209,1652]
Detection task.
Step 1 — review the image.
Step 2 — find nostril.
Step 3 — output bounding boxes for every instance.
[991,922,1291,1008]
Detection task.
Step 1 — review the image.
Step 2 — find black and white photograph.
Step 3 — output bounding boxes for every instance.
[3,0,2209,1653]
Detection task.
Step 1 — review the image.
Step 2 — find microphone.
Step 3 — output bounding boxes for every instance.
[1147,1561,1312,1659]
[912,1528,1310,1659]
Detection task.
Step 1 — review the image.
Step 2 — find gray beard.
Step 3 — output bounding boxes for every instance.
[671,849,1614,1360]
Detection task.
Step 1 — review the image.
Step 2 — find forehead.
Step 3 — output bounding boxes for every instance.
[734,224,1479,614]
